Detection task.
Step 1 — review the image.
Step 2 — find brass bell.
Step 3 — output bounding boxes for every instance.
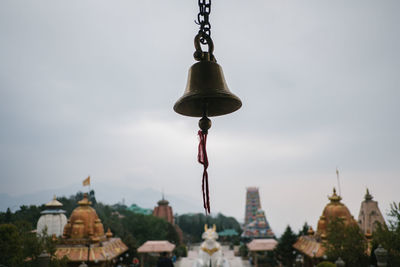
[174,34,242,118]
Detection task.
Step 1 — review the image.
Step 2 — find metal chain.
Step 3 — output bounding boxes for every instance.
[196,0,211,44]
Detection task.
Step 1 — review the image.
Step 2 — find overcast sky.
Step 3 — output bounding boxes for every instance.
[1,0,399,236]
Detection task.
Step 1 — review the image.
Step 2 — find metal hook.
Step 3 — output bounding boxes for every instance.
[193,33,215,62]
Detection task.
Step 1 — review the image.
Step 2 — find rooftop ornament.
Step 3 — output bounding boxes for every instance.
[174,0,242,215]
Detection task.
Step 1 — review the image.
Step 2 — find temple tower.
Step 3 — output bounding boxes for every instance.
[37,196,67,237]
[316,188,357,239]
[293,188,358,266]
[153,196,184,243]
[55,194,128,266]
[242,187,274,239]
[244,187,261,225]
[358,188,386,235]
[153,197,174,224]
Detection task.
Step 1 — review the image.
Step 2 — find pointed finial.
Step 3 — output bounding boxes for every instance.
[106,228,113,238]
[78,193,91,206]
[53,195,57,200]
[365,188,373,201]
[329,187,342,202]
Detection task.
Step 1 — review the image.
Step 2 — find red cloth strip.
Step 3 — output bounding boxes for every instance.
[198,130,210,214]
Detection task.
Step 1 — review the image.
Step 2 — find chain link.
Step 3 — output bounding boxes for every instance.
[196,0,211,44]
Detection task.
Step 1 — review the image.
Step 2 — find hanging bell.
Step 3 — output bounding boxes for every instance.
[174,33,242,118]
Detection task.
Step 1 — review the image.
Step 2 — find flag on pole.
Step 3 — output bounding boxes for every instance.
[83,176,90,186]
[336,168,341,196]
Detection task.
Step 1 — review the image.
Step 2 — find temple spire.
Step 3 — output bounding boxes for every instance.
[365,188,373,201]
[329,187,342,203]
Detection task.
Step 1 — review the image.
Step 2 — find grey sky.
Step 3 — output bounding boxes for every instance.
[0,0,399,235]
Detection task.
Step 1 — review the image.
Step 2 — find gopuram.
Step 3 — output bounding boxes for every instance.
[242,187,274,239]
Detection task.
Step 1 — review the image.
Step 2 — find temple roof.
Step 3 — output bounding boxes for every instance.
[137,240,175,253]
[247,239,277,251]
[45,195,63,208]
[247,187,259,192]
[55,238,128,262]
[157,199,169,206]
[218,229,239,237]
[40,209,66,215]
[317,188,356,238]
[293,235,325,258]
[62,193,105,242]
[128,204,153,215]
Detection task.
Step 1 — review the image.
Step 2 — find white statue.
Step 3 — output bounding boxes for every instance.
[193,224,230,267]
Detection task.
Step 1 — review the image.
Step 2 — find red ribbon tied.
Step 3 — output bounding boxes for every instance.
[198,130,210,214]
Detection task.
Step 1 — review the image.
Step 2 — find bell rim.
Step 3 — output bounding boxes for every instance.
[173,93,242,117]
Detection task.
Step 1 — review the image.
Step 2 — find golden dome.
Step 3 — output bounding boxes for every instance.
[317,188,357,238]
[62,193,105,243]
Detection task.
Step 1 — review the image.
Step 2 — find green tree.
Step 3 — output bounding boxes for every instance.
[239,243,248,258]
[298,222,309,236]
[5,207,12,223]
[0,224,23,266]
[176,213,242,242]
[373,201,400,266]
[13,205,43,224]
[316,262,335,267]
[174,244,188,257]
[323,218,368,266]
[274,225,297,266]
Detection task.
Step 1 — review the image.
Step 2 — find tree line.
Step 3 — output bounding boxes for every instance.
[0,190,242,266]
[175,212,242,243]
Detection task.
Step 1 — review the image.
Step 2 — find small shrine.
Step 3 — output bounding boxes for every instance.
[55,194,128,266]
[37,195,67,237]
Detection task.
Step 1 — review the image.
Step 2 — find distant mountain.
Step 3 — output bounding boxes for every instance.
[0,182,203,215]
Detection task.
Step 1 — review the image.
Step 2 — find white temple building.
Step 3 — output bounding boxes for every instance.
[36,196,67,237]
